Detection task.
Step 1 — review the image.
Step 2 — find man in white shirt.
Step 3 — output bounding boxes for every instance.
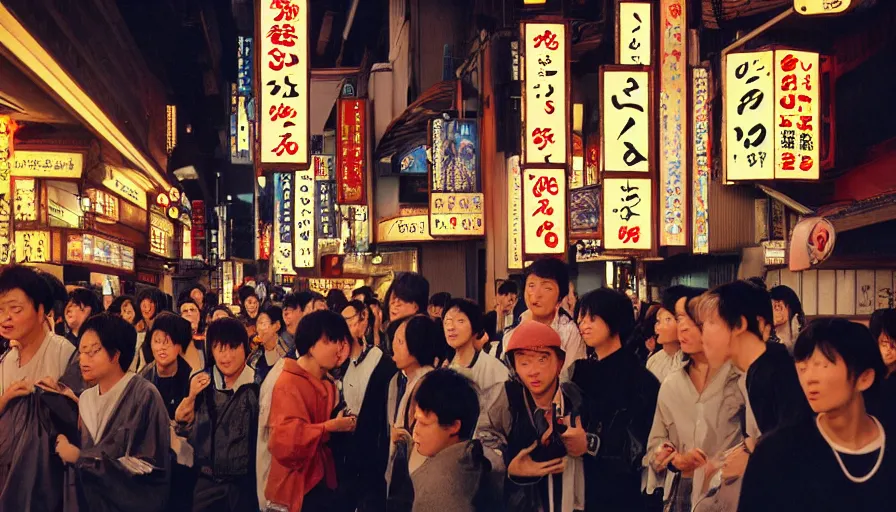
[0,265,75,410]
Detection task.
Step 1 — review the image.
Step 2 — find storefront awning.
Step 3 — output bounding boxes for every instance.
[374,80,477,160]
[817,192,896,233]
[756,184,813,215]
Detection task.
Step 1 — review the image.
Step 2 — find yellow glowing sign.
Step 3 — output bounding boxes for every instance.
[292,166,315,268]
[166,105,177,154]
[377,215,435,243]
[603,178,652,251]
[602,69,650,173]
[522,167,567,256]
[522,22,567,165]
[794,0,852,16]
[774,50,820,180]
[0,115,12,265]
[15,230,49,263]
[258,0,310,168]
[726,51,775,180]
[507,156,523,269]
[430,193,485,236]
[11,151,83,178]
[618,2,652,66]
[103,167,147,209]
[13,178,37,222]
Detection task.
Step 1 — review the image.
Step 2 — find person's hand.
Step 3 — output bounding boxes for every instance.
[654,443,676,470]
[508,442,566,478]
[721,446,750,479]
[325,411,357,433]
[671,448,708,472]
[189,373,211,399]
[2,378,33,403]
[559,416,588,457]
[55,434,80,464]
[390,425,411,443]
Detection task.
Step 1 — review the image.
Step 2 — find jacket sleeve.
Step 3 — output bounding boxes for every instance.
[474,384,512,473]
[268,383,329,469]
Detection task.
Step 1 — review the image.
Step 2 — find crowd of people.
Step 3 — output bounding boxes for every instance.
[0,259,894,511]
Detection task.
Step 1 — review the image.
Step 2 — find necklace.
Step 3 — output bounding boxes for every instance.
[816,414,886,484]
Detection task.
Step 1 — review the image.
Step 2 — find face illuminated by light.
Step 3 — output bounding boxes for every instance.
[524,275,560,323]
[796,348,874,414]
[413,406,461,458]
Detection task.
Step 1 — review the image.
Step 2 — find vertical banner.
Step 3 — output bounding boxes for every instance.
[601,68,651,173]
[293,166,316,268]
[522,22,568,165]
[231,36,254,164]
[659,0,687,246]
[336,98,367,204]
[430,118,484,236]
[0,116,12,265]
[522,166,567,256]
[507,156,523,269]
[316,180,338,238]
[340,205,369,253]
[774,51,820,180]
[617,1,652,65]
[603,177,653,251]
[191,200,206,260]
[257,0,310,169]
[725,51,775,180]
[313,154,335,180]
[692,67,711,254]
[273,173,294,275]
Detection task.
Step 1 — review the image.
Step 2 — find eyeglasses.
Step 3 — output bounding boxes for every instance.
[79,345,105,358]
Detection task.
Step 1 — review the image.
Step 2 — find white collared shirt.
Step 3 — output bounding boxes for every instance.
[342,345,384,416]
[0,330,74,394]
[646,348,685,384]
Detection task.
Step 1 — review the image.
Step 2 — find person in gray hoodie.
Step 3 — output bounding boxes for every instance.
[409,368,496,512]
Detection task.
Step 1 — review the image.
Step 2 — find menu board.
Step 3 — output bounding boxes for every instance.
[66,233,135,272]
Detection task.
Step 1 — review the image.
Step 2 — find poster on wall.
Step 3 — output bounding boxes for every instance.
[522,22,568,165]
[601,68,651,173]
[603,177,653,251]
[430,118,484,236]
[313,155,335,180]
[692,67,711,254]
[336,98,367,204]
[293,166,316,268]
[273,173,294,276]
[522,166,567,256]
[340,205,369,253]
[569,185,601,240]
[507,156,523,269]
[15,230,49,263]
[257,0,310,169]
[13,178,37,222]
[658,0,687,246]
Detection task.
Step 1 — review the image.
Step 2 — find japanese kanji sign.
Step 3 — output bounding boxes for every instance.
[15,230,49,263]
[659,0,687,246]
[292,166,315,268]
[522,22,568,165]
[522,166,567,256]
[0,115,12,265]
[273,173,294,276]
[617,2,651,66]
[794,0,852,16]
[603,178,652,251]
[11,151,83,179]
[316,180,338,238]
[191,200,206,260]
[507,156,523,269]
[258,0,309,168]
[430,118,484,236]
[336,98,367,204]
[601,68,651,173]
[726,51,775,180]
[725,50,821,180]
[692,67,711,255]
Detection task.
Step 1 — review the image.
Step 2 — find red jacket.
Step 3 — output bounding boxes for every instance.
[265,359,338,512]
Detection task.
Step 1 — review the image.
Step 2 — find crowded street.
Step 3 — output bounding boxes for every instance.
[0,0,894,510]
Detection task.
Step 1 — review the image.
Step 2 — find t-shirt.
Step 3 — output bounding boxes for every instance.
[745,342,812,436]
[645,348,684,384]
[0,330,75,394]
[739,415,896,512]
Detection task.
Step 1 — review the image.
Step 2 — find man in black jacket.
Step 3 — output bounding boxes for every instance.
[570,288,660,511]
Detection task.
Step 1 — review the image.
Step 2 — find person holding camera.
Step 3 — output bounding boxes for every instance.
[476,320,593,512]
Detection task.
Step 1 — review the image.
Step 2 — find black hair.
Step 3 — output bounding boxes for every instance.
[81,313,137,372]
[525,258,570,302]
[429,292,452,309]
[189,283,207,297]
[238,285,257,305]
[294,310,351,356]
[384,272,430,322]
[443,298,485,337]
[210,304,236,319]
[37,271,67,320]
[259,305,284,333]
[206,317,250,357]
[747,277,768,291]
[68,288,102,316]
[0,265,53,313]
[706,280,772,340]
[870,309,896,343]
[795,318,886,390]
[575,288,637,344]
[146,312,192,352]
[497,280,519,297]
[661,285,706,317]
[344,299,370,321]
[399,315,442,367]
[770,285,806,331]
[282,292,303,311]
[415,368,481,440]
[326,289,349,313]
[178,297,207,334]
[352,286,376,304]
[136,287,167,321]
[629,303,662,360]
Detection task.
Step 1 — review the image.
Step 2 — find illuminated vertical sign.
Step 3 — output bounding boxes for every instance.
[522,22,568,165]
[316,180,337,238]
[340,205,369,253]
[692,67,710,254]
[659,0,687,246]
[774,50,820,180]
[336,98,367,204]
[13,178,37,222]
[617,2,652,65]
[430,118,484,236]
[522,166,567,256]
[273,173,294,275]
[293,166,315,268]
[507,156,523,269]
[0,116,13,265]
[191,200,206,259]
[166,105,177,154]
[231,36,254,164]
[603,178,653,251]
[601,68,651,173]
[258,0,310,168]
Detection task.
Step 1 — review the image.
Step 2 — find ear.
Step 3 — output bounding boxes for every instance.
[856,368,876,393]
[446,419,462,437]
[732,315,749,336]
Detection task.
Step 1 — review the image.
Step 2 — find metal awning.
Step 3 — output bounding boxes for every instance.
[756,184,813,215]
[816,192,896,233]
